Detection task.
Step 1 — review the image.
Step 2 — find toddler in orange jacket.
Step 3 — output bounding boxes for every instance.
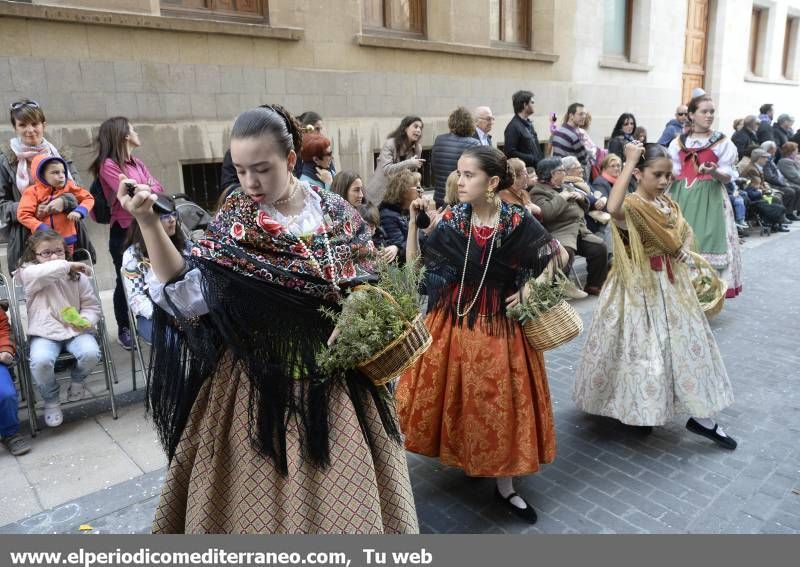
[17,155,94,255]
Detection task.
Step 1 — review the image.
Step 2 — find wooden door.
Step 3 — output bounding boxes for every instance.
[683,0,709,103]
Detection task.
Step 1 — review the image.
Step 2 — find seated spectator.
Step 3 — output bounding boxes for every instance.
[0,306,31,456]
[16,230,101,428]
[736,144,759,176]
[122,198,187,343]
[772,114,794,154]
[591,154,621,198]
[331,170,364,208]
[633,127,647,143]
[741,170,789,232]
[526,167,538,188]
[379,170,423,265]
[760,141,800,220]
[777,142,800,219]
[431,107,481,207]
[298,133,334,190]
[732,116,759,159]
[727,180,749,231]
[562,155,609,236]
[443,170,460,207]
[530,158,608,296]
[498,157,541,219]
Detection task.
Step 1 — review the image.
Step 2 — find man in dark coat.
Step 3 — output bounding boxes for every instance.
[503,90,543,168]
[732,115,759,159]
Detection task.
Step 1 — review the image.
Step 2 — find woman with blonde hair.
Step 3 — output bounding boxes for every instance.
[378,169,426,264]
[443,170,459,206]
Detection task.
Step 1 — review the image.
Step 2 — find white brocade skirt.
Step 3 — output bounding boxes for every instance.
[572,263,734,426]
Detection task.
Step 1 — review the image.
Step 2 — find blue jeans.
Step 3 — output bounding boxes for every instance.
[29,334,101,404]
[136,316,153,344]
[731,194,746,222]
[0,365,19,437]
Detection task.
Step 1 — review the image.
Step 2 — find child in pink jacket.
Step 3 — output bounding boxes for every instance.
[16,229,101,428]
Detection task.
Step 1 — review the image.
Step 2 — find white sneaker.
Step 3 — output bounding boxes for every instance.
[43,403,63,428]
[67,382,85,402]
[564,281,589,300]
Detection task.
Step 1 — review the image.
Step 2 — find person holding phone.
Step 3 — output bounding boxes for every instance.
[667,93,743,298]
[364,116,425,205]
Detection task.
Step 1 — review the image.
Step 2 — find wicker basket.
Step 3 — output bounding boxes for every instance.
[689,251,725,318]
[353,286,432,386]
[522,300,583,351]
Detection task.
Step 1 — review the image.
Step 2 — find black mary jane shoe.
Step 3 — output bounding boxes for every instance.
[494,487,538,524]
[685,418,738,450]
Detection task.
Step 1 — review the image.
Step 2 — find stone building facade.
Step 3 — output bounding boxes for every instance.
[1,0,798,286]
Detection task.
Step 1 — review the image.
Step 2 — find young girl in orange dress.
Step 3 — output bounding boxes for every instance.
[397,146,567,524]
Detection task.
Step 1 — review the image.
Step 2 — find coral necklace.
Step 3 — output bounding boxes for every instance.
[455,201,501,318]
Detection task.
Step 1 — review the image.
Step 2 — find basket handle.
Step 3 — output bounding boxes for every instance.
[687,250,715,273]
[352,284,413,328]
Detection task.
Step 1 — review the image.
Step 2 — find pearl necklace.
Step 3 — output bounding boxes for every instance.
[270,176,298,207]
[455,201,501,318]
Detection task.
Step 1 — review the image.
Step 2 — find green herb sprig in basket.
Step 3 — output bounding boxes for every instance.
[506,275,569,323]
[317,259,426,381]
[506,271,583,351]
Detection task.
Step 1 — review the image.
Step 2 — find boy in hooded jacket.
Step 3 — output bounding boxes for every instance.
[17,155,94,256]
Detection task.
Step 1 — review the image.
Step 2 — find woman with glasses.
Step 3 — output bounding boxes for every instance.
[530,158,608,296]
[379,169,430,265]
[607,113,638,160]
[121,197,187,343]
[1,99,92,271]
[298,133,334,191]
[89,116,164,350]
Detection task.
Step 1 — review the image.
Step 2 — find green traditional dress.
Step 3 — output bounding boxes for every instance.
[667,132,742,298]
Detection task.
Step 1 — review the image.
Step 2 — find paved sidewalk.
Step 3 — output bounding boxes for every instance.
[2,229,799,533]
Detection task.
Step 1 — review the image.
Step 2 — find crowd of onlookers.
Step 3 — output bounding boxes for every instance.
[1,90,797,459]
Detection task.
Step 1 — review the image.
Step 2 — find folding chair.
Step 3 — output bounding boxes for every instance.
[12,249,118,435]
[120,267,149,392]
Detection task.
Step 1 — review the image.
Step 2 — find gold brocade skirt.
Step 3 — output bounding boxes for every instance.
[152,354,419,534]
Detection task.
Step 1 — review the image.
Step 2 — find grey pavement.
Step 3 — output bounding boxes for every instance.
[2,228,799,534]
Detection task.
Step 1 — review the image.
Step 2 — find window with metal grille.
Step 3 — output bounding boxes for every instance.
[181,161,223,212]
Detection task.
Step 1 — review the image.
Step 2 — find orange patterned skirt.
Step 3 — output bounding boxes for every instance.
[396,308,556,477]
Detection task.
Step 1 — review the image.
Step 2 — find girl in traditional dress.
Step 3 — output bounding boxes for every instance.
[116,105,418,534]
[397,146,568,524]
[573,143,737,449]
[668,94,743,298]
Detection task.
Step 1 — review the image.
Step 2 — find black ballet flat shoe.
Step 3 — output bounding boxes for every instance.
[685,418,738,450]
[494,487,538,524]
